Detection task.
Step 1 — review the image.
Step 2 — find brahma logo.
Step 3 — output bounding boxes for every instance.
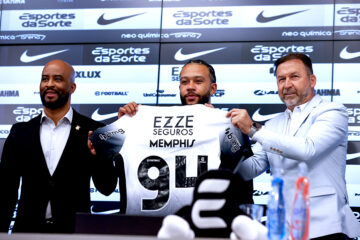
[91,47,150,63]
[19,12,75,28]
[0,90,19,97]
[173,10,232,26]
[250,45,313,62]
[315,89,340,96]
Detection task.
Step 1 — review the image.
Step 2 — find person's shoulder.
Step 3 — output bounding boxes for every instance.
[316,96,346,112]
[7,115,40,137]
[10,122,30,133]
[13,114,40,128]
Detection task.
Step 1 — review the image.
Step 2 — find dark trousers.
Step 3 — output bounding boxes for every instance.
[311,233,350,240]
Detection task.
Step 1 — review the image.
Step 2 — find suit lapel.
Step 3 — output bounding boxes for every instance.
[271,112,288,134]
[52,110,83,177]
[31,114,52,177]
[289,95,322,136]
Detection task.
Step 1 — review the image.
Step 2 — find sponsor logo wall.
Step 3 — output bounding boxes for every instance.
[334,2,360,39]
[161,2,334,41]
[0,0,360,211]
[0,44,160,104]
[158,41,334,104]
[0,1,162,43]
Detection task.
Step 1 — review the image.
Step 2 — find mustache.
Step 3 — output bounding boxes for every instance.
[185,91,200,98]
[282,88,296,95]
[43,87,60,95]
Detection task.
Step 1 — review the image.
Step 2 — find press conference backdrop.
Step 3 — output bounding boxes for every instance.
[0,0,359,219]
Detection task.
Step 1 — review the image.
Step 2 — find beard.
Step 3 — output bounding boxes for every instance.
[40,88,70,110]
[282,98,298,108]
[180,91,211,105]
[280,89,309,109]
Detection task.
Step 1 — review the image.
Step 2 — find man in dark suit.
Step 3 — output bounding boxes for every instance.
[0,59,117,233]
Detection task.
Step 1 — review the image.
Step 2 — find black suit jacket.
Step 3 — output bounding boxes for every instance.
[0,109,117,233]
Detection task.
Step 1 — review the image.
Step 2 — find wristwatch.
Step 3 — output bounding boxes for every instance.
[248,122,262,138]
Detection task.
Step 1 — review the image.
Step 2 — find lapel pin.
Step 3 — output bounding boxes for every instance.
[75,125,81,131]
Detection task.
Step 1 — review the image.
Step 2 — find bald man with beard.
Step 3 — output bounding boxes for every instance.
[0,60,116,233]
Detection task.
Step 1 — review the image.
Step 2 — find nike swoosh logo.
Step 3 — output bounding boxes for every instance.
[340,46,360,60]
[97,12,145,25]
[90,205,120,215]
[256,9,308,23]
[252,108,281,122]
[91,108,118,121]
[174,47,226,61]
[347,153,360,161]
[20,49,69,63]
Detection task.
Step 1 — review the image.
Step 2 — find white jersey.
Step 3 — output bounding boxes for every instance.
[91,105,251,216]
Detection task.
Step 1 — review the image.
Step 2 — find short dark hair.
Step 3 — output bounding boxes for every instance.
[183,59,216,83]
[274,53,313,76]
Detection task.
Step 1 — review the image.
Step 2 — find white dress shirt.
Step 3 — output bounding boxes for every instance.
[40,107,73,218]
[252,101,310,144]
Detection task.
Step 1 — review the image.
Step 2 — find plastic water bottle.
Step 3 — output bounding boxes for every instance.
[267,175,286,240]
[290,163,310,240]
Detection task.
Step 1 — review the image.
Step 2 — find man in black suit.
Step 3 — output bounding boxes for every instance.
[0,59,117,233]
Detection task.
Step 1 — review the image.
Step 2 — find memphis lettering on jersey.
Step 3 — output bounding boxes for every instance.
[150,115,196,148]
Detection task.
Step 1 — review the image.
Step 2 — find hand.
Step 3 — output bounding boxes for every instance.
[88,131,96,156]
[118,101,139,118]
[226,109,253,135]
